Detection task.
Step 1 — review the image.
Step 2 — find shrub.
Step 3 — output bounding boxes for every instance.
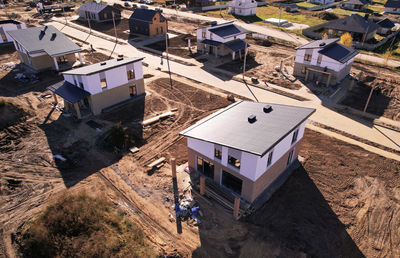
[19,193,157,258]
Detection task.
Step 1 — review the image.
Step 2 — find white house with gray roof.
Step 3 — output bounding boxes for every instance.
[197,21,249,60]
[227,0,257,16]
[0,20,26,44]
[293,38,359,86]
[7,25,83,72]
[385,0,400,14]
[48,56,144,118]
[180,101,315,204]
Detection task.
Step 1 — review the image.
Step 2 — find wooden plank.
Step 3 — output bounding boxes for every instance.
[129,147,139,154]
[146,157,166,168]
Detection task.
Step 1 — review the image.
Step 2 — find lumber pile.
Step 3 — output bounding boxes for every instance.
[146,157,166,169]
[142,110,176,126]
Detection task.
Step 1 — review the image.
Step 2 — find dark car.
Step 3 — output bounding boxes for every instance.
[124,2,131,7]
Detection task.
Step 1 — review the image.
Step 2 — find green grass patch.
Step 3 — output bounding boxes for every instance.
[296,2,319,8]
[202,5,326,26]
[18,193,158,258]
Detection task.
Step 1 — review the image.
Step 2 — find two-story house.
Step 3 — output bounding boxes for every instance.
[7,25,83,72]
[197,21,249,60]
[307,0,335,5]
[227,0,257,16]
[0,20,26,44]
[129,9,167,37]
[293,38,359,86]
[48,56,145,118]
[180,101,315,203]
[384,0,400,14]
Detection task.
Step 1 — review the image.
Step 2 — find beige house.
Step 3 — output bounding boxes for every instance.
[48,56,145,118]
[7,25,83,72]
[180,101,315,204]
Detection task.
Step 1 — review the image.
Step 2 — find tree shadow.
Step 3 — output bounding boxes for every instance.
[191,164,365,257]
[38,95,146,188]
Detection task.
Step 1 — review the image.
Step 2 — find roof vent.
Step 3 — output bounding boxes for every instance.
[117,57,123,61]
[100,62,106,66]
[50,33,56,41]
[118,54,123,58]
[263,105,272,113]
[44,25,48,31]
[211,21,217,26]
[319,42,326,47]
[248,114,257,123]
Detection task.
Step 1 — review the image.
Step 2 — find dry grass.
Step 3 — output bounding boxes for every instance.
[18,193,157,258]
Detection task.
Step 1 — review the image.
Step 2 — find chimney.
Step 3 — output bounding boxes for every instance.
[50,33,56,41]
[117,54,123,61]
[364,14,369,20]
[248,115,256,123]
[44,25,48,31]
[263,105,272,113]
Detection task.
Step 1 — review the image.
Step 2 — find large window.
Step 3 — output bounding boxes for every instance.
[101,78,107,89]
[304,54,312,62]
[1,33,7,41]
[215,149,222,160]
[127,69,135,80]
[292,128,299,144]
[317,54,322,64]
[228,155,240,169]
[222,170,242,195]
[267,150,273,167]
[287,149,295,166]
[202,32,206,38]
[197,156,214,179]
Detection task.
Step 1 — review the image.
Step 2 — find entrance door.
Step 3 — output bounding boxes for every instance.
[221,170,242,195]
[209,46,213,54]
[129,86,137,97]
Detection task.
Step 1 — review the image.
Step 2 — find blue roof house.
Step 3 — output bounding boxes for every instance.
[293,38,359,86]
[196,21,249,60]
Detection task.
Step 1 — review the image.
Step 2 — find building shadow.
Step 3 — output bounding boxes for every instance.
[191,164,365,257]
[38,95,146,188]
[232,14,263,24]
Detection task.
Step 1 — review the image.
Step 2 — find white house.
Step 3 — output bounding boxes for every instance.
[307,0,335,5]
[340,0,369,11]
[197,21,249,60]
[384,0,400,14]
[227,0,257,16]
[0,20,26,44]
[293,38,359,86]
[180,101,315,203]
[48,56,145,118]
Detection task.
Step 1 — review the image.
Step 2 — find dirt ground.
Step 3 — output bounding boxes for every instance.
[145,33,198,59]
[72,18,131,40]
[1,66,400,257]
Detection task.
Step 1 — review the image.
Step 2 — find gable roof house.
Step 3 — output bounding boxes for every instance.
[197,21,249,60]
[78,2,121,22]
[321,14,380,42]
[129,9,167,37]
[48,56,145,118]
[384,0,400,14]
[340,0,369,11]
[227,0,257,16]
[7,25,83,72]
[180,101,315,204]
[293,38,359,86]
[185,0,214,7]
[307,0,335,5]
[0,20,26,45]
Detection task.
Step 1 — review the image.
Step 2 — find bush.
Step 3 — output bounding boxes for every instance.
[19,193,157,258]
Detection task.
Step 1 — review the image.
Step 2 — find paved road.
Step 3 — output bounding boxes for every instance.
[48,19,400,153]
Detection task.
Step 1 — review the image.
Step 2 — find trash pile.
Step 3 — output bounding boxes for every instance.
[172,194,202,225]
[2,62,15,71]
[14,72,39,84]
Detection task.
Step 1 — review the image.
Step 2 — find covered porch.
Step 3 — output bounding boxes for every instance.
[198,39,249,60]
[48,80,91,119]
[52,51,84,72]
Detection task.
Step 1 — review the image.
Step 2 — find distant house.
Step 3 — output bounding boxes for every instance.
[180,101,315,204]
[385,0,400,14]
[129,9,167,37]
[185,0,214,7]
[321,14,380,42]
[78,2,121,22]
[340,0,369,11]
[227,0,257,16]
[278,3,299,13]
[377,18,396,35]
[7,25,83,72]
[0,20,26,44]
[307,0,335,5]
[197,21,249,60]
[48,57,145,118]
[293,38,359,86]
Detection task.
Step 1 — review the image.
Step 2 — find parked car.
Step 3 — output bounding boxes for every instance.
[139,0,146,3]
[146,0,155,4]
[124,2,131,7]
[132,3,138,8]
[155,7,163,12]
[140,4,148,9]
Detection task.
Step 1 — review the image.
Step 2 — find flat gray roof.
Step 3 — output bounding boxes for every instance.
[62,57,144,75]
[7,25,81,57]
[180,101,315,156]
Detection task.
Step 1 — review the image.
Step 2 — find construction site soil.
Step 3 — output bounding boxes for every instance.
[1,72,399,257]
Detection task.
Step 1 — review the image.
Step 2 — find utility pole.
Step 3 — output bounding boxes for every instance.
[112,11,117,42]
[242,39,247,81]
[278,6,282,27]
[165,21,173,89]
